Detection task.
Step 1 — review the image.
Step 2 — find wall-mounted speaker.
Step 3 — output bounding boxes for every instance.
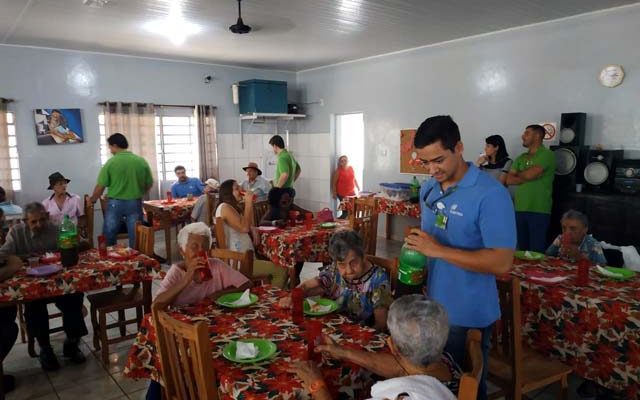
[559,112,586,147]
[583,150,623,193]
[551,145,588,192]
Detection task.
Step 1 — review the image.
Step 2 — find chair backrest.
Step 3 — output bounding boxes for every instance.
[205,194,218,227]
[252,200,270,227]
[365,255,398,292]
[491,277,523,386]
[135,222,154,256]
[348,197,379,255]
[153,308,218,400]
[213,217,227,249]
[82,194,95,247]
[457,329,483,400]
[209,248,253,278]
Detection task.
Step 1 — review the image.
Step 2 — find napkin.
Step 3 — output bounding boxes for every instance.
[43,252,56,259]
[596,265,623,279]
[529,275,568,284]
[524,251,533,258]
[235,341,259,359]
[306,298,332,313]
[229,289,252,306]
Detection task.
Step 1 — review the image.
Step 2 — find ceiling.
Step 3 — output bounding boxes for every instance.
[1,0,638,71]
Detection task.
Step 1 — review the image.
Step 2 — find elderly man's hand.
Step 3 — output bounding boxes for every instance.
[404,228,445,258]
[316,334,347,360]
[286,361,324,390]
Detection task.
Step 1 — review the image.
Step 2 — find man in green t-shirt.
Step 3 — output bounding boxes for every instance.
[89,133,153,247]
[506,125,556,253]
[269,134,301,189]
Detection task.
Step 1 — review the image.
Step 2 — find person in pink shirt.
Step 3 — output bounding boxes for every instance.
[153,222,252,308]
[42,172,84,225]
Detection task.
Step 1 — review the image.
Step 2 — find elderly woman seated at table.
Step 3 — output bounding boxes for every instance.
[259,187,311,227]
[153,222,252,309]
[279,230,392,331]
[214,179,287,288]
[545,209,607,265]
[290,295,459,400]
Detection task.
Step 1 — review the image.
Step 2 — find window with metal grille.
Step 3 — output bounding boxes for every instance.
[99,107,200,182]
[5,111,21,191]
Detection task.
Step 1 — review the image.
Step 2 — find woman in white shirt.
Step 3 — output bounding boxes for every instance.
[42,172,84,225]
[215,179,286,288]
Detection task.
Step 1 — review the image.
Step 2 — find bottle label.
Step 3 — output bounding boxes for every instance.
[398,262,425,285]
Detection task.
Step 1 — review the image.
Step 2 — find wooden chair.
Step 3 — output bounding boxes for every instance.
[99,196,129,242]
[348,197,379,255]
[252,200,270,227]
[488,277,571,400]
[205,193,218,227]
[88,221,154,364]
[209,248,271,286]
[153,308,218,400]
[458,329,483,400]
[213,217,227,249]
[365,255,398,293]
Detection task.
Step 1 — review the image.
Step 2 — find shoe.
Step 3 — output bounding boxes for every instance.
[63,338,86,364]
[2,374,16,393]
[39,346,61,371]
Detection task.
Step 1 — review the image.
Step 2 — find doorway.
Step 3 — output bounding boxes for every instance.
[335,113,365,208]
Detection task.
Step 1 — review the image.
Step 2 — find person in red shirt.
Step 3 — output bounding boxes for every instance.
[331,155,360,218]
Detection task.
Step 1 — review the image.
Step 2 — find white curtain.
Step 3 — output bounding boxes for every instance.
[103,102,158,198]
[196,105,219,181]
[0,100,13,199]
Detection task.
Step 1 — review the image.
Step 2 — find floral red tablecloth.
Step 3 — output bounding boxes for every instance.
[339,196,421,218]
[143,197,199,228]
[511,257,640,398]
[0,249,163,302]
[256,220,349,270]
[124,285,388,399]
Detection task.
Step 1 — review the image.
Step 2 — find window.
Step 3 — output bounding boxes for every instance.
[99,106,199,182]
[5,111,21,191]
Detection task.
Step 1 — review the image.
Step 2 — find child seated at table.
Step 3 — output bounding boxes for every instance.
[153,222,252,309]
[278,230,392,331]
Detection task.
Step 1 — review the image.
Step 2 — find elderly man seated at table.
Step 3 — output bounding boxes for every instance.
[279,230,392,331]
[240,162,271,202]
[153,222,252,308]
[190,178,219,224]
[0,202,87,371]
[290,295,459,400]
[545,209,607,265]
[170,165,204,199]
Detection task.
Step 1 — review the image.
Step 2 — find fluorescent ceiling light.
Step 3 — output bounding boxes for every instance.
[143,2,202,45]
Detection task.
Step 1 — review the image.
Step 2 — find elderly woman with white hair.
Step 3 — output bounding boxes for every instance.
[153,222,252,309]
[289,295,460,400]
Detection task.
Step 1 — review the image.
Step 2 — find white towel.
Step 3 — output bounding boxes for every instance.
[235,341,259,359]
[230,289,252,306]
[369,375,456,400]
[306,298,332,313]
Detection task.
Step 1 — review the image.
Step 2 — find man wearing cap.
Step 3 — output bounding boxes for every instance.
[191,178,219,224]
[170,165,204,199]
[241,162,271,202]
[42,172,84,225]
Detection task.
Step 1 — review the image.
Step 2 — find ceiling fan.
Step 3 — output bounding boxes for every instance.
[229,0,252,34]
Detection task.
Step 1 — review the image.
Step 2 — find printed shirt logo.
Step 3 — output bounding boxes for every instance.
[450,203,464,217]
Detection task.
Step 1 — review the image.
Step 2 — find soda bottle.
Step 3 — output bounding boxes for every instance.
[58,215,78,267]
[409,176,420,203]
[396,243,427,296]
[98,234,108,258]
[291,287,304,324]
[576,255,590,286]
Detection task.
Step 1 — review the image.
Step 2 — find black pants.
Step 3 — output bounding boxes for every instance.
[24,293,88,348]
[0,306,18,360]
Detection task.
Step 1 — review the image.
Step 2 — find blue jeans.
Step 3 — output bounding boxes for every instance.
[515,211,550,253]
[444,324,493,400]
[103,198,142,247]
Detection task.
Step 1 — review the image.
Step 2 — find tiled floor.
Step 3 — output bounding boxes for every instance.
[4,235,589,399]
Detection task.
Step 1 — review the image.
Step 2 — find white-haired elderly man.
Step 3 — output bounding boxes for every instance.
[153,222,252,309]
[289,295,460,400]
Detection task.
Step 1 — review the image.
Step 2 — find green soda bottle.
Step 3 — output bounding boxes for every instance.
[409,176,420,203]
[396,243,427,296]
[58,215,79,267]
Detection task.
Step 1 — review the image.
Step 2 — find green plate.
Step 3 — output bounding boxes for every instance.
[222,339,277,364]
[216,292,259,308]
[320,222,337,229]
[598,266,636,281]
[303,298,338,316]
[514,250,545,261]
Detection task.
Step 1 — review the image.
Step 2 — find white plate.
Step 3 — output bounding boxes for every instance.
[26,264,62,276]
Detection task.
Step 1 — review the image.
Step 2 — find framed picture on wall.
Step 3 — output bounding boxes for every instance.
[34,108,84,145]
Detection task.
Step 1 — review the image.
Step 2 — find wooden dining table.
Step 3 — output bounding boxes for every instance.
[254,219,349,287]
[124,285,388,399]
[511,257,640,398]
[143,197,199,262]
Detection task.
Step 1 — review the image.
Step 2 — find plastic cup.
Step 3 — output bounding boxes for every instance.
[305,320,323,361]
[28,257,39,268]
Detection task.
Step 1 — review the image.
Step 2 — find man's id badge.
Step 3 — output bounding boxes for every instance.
[435,213,448,230]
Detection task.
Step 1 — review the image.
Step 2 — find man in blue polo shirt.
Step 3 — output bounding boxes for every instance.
[170,165,204,198]
[405,115,516,400]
